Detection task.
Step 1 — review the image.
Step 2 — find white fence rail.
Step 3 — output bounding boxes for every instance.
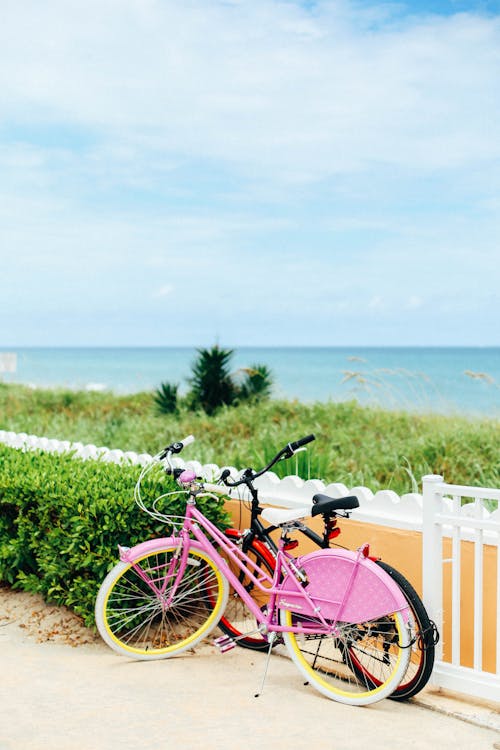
[422,475,500,702]
[1,430,499,703]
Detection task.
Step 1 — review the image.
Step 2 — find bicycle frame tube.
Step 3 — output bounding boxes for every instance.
[179,504,338,635]
[247,510,381,565]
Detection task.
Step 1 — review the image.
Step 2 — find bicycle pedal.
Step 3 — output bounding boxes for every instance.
[213,635,236,653]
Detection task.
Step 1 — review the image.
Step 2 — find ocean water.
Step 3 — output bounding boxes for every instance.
[1,346,500,417]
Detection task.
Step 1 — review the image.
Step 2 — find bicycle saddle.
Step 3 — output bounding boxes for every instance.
[261,506,311,526]
[311,494,359,516]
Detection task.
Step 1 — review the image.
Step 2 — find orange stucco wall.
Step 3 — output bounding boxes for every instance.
[224,499,497,674]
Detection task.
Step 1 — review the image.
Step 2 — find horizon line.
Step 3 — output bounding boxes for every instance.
[1,344,499,350]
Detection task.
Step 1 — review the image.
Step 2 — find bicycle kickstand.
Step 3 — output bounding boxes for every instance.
[254,632,277,698]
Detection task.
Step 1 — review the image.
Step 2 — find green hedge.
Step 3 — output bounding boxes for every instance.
[0,444,230,627]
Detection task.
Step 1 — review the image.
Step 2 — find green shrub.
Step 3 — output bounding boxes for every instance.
[0,445,230,627]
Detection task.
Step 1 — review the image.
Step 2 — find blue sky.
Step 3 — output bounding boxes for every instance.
[1,0,499,347]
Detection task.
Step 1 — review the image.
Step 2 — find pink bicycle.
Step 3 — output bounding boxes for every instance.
[95,436,411,706]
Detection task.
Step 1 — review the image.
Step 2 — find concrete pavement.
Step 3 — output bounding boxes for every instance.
[1,631,499,750]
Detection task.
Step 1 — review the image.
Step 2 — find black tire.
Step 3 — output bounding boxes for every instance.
[372,561,437,700]
[217,530,275,652]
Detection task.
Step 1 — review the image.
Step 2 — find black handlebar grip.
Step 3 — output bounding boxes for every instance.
[160,435,195,459]
[164,467,186,480]
[289,434,316,451]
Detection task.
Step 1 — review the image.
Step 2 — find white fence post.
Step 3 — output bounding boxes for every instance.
[422,475,500,702]
[422,474,444,665]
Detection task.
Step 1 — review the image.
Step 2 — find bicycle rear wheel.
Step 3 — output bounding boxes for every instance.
[367,561,437,700]
[95,542,228,660]
[281,608,410,706]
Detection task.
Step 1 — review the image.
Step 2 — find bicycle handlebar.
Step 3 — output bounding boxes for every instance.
[159,434,195,459]
[158,433,316,494]
[221,434,316,488]
[289,434,315,452]
[202,482,228,496]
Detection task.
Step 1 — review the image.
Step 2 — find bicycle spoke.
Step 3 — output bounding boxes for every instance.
[282,610,409,704]
[98,546,227,656]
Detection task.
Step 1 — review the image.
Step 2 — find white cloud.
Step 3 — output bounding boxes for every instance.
[1,2,500,183]
[368,295,385,310]
[1,1,499,345]
[152,284,174,298]
[406,295,423,310]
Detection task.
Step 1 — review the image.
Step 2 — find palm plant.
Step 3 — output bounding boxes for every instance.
[188,345,237,415]
[238,364,274,402]
[153,346,274,416]
[153,382,179,415]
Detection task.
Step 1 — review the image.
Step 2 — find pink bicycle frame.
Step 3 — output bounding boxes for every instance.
[119,500,410,637]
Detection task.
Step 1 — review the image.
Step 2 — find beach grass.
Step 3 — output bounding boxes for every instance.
[0,383,499,495]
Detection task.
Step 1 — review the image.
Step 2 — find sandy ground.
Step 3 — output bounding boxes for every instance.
[0,586,99,647]
[1,586,499,750]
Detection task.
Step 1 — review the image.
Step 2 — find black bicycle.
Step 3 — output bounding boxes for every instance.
[213,435,438,701]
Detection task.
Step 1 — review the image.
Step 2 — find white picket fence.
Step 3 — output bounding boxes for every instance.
[422,475,500,702]
[0,430,499,703]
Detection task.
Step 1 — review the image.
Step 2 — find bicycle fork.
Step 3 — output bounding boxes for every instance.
[118,535,189,609]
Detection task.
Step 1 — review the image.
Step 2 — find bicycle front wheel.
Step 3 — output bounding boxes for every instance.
[95,542,229,660]
[281,608,410,706]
